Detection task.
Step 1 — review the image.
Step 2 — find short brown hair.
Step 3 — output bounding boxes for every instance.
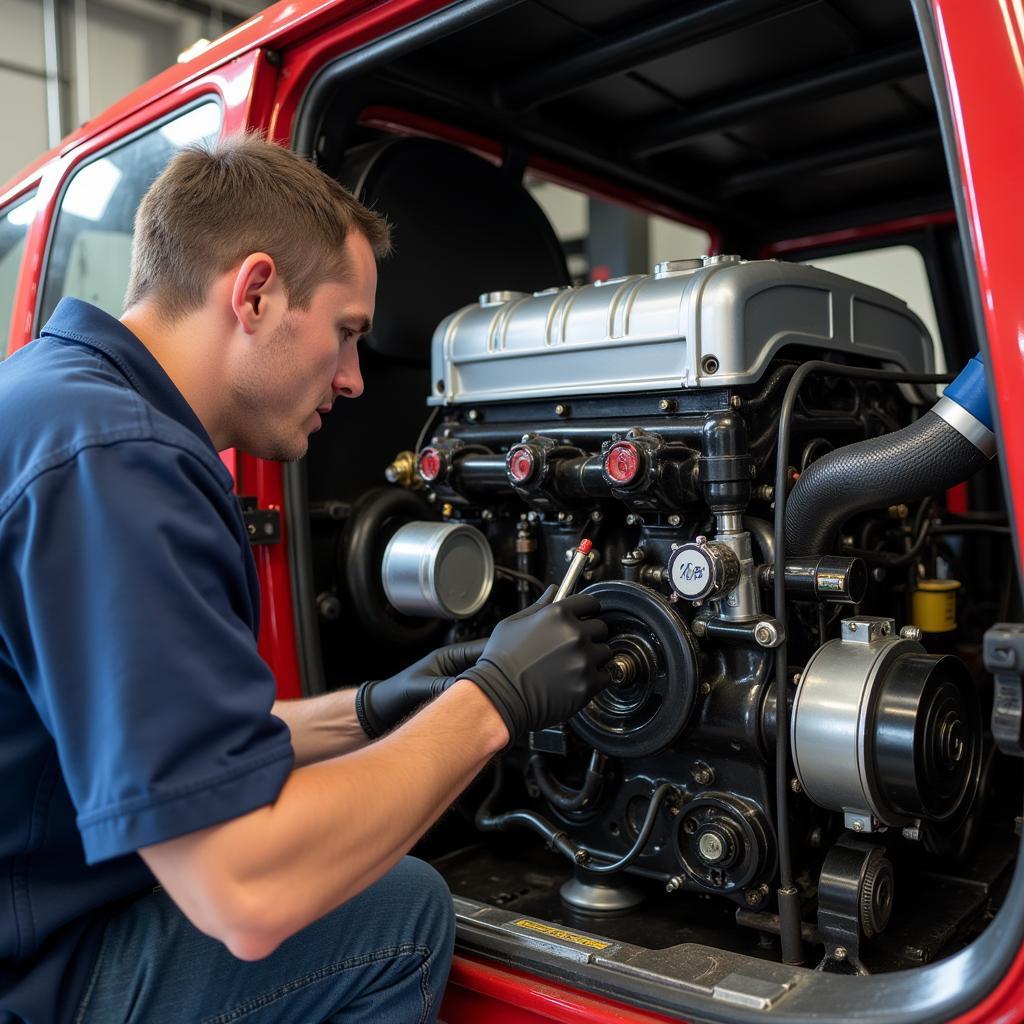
[124,132,391,320]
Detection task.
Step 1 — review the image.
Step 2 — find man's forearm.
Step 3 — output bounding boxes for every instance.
[142,679,507,959]
[272,689,369,766]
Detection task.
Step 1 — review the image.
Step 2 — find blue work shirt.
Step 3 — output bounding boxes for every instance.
[0,299,295,1024]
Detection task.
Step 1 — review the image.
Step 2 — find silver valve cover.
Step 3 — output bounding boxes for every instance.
[428,256,934,406]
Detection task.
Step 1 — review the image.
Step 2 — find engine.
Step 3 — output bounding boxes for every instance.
[352,255,994,972]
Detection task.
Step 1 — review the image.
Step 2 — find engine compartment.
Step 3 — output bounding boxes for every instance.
[308,254,1018,983]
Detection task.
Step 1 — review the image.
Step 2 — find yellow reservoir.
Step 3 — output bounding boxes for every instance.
[912,579,960,633]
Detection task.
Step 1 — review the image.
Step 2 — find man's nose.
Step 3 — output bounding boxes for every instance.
[334,346,364,399]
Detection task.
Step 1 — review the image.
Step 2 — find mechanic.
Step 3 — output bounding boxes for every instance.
[0,134,612,1024]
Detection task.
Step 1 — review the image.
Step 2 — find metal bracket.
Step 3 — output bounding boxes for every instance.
[239,496,281,545]
[984,623,1024,757]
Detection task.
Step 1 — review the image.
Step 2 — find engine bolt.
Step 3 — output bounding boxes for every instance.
[658,398,677,413]
[526,510,539,522]
[731,395,742,409]
[698,832,725,862]
[900,625,923,641]
[851,820,864,833]
[591,509,603,522]
[626,514,638,525]
[691,619,707,637]
[554,403,568,417]
[692,764,714,786]
[745,889,764,907]
[666,876,684,894]
[754,622,779,647]
[833,947,848,962]
[700,682,711,696]
[466,408,479,422]
[668,514,681,526]
[441,503,454,518]
[790,778,802,794]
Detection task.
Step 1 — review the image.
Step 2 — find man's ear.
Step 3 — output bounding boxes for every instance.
[230,253,278,334]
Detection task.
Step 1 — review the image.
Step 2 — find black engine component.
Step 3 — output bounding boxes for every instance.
[569,581,698,758]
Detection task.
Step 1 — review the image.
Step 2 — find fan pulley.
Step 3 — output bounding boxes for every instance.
[571,580,698,757]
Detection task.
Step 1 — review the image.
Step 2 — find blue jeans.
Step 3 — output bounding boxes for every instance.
[73,857,455,1024]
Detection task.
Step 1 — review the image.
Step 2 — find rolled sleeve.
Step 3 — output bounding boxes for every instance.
[3,437,295,864]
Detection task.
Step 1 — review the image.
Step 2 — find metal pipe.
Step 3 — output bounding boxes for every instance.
[42,0,62,149]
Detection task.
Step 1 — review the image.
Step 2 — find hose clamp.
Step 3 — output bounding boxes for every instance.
[932,395,997,458]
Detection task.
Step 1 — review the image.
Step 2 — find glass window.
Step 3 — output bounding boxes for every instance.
[39,101,221,326]
[0,191,37,358]
[802,245,946,372]
[526,176,711,284]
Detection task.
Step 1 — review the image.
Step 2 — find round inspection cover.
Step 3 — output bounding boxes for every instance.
[570,580,698,757]
[382,520,494,620]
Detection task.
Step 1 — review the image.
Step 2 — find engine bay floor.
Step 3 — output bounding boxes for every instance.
[433,825,1016,973]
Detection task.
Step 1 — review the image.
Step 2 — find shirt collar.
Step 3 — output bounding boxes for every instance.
[40,297,219,454]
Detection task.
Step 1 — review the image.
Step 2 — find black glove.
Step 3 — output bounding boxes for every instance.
[355,639,487,738]
[457,585,612,744]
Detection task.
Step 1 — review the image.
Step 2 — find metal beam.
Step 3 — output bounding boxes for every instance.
[496,0,819,112]
[719,124,941,196]
[628,42,925,160]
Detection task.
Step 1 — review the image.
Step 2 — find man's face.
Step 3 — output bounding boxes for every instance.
[230,232,377,461]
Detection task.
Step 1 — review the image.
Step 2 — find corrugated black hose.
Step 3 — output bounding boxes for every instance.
[785,410,990,558]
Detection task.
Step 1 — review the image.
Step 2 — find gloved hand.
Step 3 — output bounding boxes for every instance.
[457,585,612,744]
[355,639,487,738]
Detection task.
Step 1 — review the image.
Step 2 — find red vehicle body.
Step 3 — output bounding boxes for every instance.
[3,1,1023,1021]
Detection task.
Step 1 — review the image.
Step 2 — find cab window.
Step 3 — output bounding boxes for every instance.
[802,244,947,372]
[0,191,37,358]
[38,101,221,327]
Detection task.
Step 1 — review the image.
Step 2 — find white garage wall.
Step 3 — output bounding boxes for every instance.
[0,0,270,192]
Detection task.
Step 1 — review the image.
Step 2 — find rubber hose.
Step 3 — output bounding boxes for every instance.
[785,410,989,557]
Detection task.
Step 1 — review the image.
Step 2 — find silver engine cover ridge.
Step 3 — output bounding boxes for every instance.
[428,256,934,406]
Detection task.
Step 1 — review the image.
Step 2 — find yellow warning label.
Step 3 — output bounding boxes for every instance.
[512,918,611,950]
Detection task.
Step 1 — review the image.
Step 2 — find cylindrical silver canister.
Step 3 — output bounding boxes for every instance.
[382,520,494,619]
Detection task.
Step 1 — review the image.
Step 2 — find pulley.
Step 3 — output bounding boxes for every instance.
[571,580,698,757]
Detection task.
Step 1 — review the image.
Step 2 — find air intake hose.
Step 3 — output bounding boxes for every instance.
[785,355,996,557]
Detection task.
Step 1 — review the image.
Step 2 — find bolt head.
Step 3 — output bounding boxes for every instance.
[481,508,495,520]
[591,509,603,522]
[554,403,567,417]
[833,947,848,961]
[731,395,742,409]
[900,625,922,641]
[668,514,681,526]
[745,889,763,907]
[698,832,725,862]
[466,408,479,422]
[851,820,864,833]
[789,777,802,794]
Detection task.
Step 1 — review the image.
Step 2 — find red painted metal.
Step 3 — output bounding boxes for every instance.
[442,956,683,1024]
[946,481,969,516]
[930,0,1024,589]
[760,210,957,258]
[237,453,303,699]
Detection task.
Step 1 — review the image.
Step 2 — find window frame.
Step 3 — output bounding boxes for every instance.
[33,94,224,335]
